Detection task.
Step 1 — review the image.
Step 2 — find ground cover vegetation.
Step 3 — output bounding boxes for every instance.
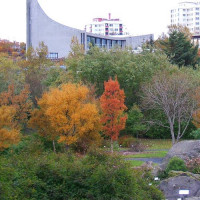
[1,25,200,198]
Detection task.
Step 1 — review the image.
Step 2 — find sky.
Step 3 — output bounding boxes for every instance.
[0,0,186,42]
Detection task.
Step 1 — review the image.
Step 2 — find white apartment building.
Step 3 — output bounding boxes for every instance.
[171,1,200,35]
[85,13,129,36]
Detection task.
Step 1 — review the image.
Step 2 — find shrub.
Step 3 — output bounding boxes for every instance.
[118,135,136,147]
[190,128,200,139]
[129,140,147,152]
[166,157,187,174]
[186,157,200,174]
[0,149,164,200]
[119,136,147,152]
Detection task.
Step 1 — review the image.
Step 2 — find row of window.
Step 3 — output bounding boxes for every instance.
[94,28,122,32]
[93,23,122,28]
[171,7,200,13]
[47,52,58,59]
[86,36,125,49]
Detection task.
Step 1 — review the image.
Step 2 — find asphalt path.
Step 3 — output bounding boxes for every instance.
[125,157,164,164]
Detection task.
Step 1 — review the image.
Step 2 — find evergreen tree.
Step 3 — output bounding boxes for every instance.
[159,26,199,68]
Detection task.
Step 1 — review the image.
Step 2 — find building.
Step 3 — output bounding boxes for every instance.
[85,13,129,36]
[27,0,154,59]
[171,1,200,35]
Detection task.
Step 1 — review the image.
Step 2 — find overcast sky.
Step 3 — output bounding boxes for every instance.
[0,0,185,42]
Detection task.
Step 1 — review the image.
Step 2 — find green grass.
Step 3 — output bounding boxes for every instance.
[138,139,172,150]
[127,160,144,167]
[124,151,168,159]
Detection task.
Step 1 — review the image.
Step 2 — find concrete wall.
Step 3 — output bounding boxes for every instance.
[27,0,84,58]
[27,0,154,58]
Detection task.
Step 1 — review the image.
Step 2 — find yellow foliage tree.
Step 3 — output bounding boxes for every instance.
[29,83,101,152]
[0,106,20,151]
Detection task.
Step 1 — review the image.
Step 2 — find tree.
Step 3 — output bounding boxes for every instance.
[142,71,196,145]
[29,83,101,152]
[100,77,127,152]
[0,106,20,151]
[157,25,199,67]
[65,36,85,81]
[0,54,24,94]
[125,104,146,138]
[0,84,32,129]
[20,42,52,106]
[77,46,171,108]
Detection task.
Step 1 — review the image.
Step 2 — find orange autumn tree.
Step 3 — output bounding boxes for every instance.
[0,106,20,151]
[100,77,127,153]
[0,84,32,129]
[29,83,102,152]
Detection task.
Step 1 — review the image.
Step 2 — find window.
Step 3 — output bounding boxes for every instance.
[196,8,200,10]
[118,40,122,47]
[196,22,199,25]
[102,39,107,48]
[107,40,112,48]
[48,53,58,59]
[95,38,102,47]
[109,24,113,27]
[112,40,117,46]
[196,17,199,20]
[196,12,199,15]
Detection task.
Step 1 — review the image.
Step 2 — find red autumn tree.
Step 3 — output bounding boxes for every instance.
[100,77,127,153]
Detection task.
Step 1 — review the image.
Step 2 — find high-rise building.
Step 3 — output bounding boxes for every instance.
[171,1,200,35]
[85,14,129,36]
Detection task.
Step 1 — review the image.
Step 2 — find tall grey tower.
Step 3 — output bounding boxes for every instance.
[26,0,31,51]
[25,0,85,58]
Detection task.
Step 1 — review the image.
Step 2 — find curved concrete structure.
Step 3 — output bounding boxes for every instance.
[27,0,154,58]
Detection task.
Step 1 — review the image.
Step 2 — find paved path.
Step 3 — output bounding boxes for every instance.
[125,157,164,164]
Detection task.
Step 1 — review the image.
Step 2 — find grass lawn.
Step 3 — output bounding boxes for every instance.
[123,151,168,158]
[127,160,145,167]
[138,139,172,150]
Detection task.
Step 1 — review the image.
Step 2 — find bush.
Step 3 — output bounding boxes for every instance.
[0,148,164,200]
[118,135,136,147]
[190,128,200,139]
[166,157,187,174]
[129,140,147,152]
[186,157,200,174]
[118,136,147,152]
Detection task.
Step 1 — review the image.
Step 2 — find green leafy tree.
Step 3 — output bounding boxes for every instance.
[125,105,146,138]
[0,54,24,93]
[77,47,171,108]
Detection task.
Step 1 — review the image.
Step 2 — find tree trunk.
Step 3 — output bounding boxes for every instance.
[169,123,176,145]
[171,130,176,145]
[53,140,56,153]
[111,138,113,153]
